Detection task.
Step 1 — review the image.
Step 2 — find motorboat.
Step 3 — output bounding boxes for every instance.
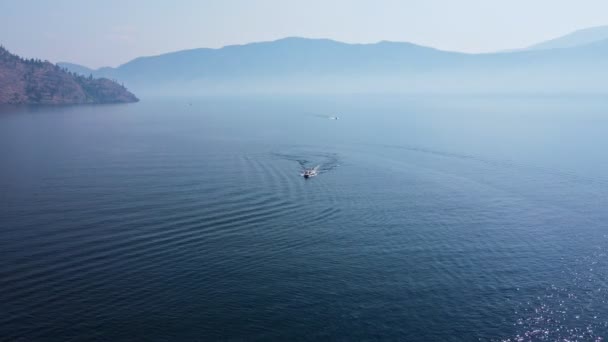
[302,167,318,179]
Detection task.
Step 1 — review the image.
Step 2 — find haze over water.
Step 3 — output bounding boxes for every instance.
[1,95,608,341]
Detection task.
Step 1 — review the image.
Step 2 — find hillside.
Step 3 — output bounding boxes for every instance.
[0,46,138,104]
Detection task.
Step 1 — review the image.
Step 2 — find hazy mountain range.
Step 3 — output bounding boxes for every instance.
[58,26,608,95]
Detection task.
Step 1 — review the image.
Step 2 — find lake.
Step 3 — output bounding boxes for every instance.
[1,95,608,341]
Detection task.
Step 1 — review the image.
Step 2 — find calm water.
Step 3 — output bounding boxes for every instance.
[1,95,608,341]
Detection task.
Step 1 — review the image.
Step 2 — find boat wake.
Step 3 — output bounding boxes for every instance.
[305,113,340,121]
[271,151,339,178]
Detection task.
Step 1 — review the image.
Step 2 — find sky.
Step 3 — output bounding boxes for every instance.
[1,0,607,68]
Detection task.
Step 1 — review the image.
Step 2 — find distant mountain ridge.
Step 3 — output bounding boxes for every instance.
[56,62,94,77]
[0,46,138,105]
[524,25,608,51]
[59,28,608,95]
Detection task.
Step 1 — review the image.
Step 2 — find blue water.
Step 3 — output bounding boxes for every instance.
[1,95,608,341]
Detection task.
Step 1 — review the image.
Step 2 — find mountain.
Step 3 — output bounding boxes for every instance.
[62,38,466,93]
[60,35,608,95]
[525,25,608,51]
[0,46,138,105]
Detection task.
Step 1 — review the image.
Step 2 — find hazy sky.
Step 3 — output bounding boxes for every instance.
[1,0,607,68]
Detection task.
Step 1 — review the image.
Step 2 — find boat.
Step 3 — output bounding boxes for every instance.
[302,167,318,179]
